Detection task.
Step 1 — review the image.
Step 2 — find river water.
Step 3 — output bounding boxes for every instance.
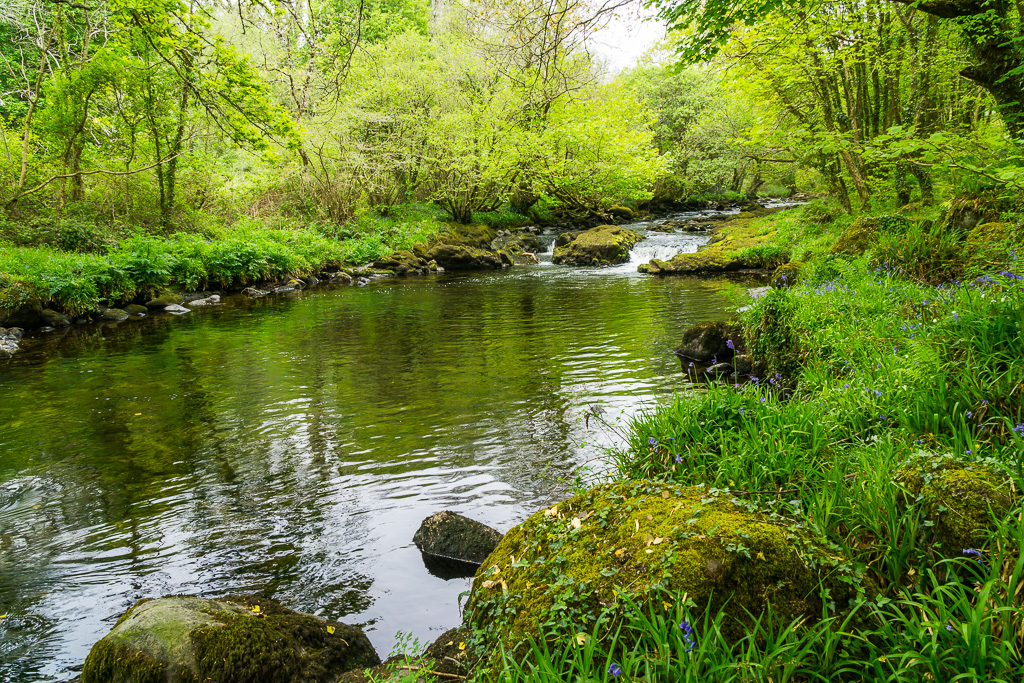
[0,216,749,681]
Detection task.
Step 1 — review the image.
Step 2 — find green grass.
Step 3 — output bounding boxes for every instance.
[0,213,443,315]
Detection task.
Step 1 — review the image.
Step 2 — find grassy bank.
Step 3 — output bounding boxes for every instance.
[474,196,1024,683]
[0,211,444,316]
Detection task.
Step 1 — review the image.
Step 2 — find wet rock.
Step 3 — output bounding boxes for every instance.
[124,304,148,316]
[146,292,184,309]
[437,224,498,249]
[466,481,871,673]
[182,291,214,303]
[99,308,129,322]
[0,328,20,360]
[38,326,55,333]
[355,277,371,286]
[373,250,430,276]
[40,309,71,327]
[424,244,505,271]
[0,284,44,328]
[553,230,582,249]
[705,362,734,376]
[414,511,503,565]
[241,287,269,297]
[82,594,380,683]
[331,272,354,285]
[274,279,305,293]
[675,321,744,362]
[608,204,635,220]
[552,225,643,266]
[302,276,320,287]
[733,355,754,375]
[164,304,191,315]
[189,294,221,307]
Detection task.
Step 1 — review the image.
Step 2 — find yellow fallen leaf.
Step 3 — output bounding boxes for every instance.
[459,642,466,650]
[757,552,766,561]
[134,413,142,416]
[251,605,260,613]
[653,537,665,545]
[661,490,670,499]
[614,548,625,556]
[482,580,497,589]
[575,633,587,646]
[662,601,672,611]
[445,641,453,647]
[571,517,582,529]
[327,625,335,634]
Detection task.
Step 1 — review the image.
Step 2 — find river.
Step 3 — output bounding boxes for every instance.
[0,214,752,681]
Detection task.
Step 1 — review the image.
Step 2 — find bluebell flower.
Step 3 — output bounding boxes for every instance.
[648,437,658,447]
[608,662,622,677]
[678,621,695,652]
[726,339,734,350]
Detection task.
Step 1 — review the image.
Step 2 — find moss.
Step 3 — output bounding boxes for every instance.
[771,261,802,288]
[639,215,780,276]
[897,454,1015,551]
[963,222,1024,274]
[552,225,643,265]
[82,594,380,683]
[608,205,635,220]
[465,481,868,671]
[435,224,498,250]
[829,215,910,256]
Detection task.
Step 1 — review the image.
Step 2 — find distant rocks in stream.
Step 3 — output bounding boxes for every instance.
[0,326,23,359]
[675,321,745,363]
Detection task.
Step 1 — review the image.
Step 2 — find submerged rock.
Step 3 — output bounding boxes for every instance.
[674,321,744,362]
[100,308,130,322]
[705,362,733,376]
[82,594,380,683]
[413,511,503,565]
[146,292,184,309]
[373,250,430,276]
[466,481,871,669]
[552,225,643,266]
[0,327,20,360]
[124,304,148,317]
[164,304,191,315]
[189,295,221,307]
[241,287,269,297]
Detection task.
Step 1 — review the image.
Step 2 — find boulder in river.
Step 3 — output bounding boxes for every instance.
[373,249,430,276]
[124,304,148,317]
[552,225,643,266]
[189,294,221,307]
[675,321,744,362]
[164,304,191,315]
[413,511,503,565]
[0,283,43,328]
[100,307,130,322]
[705,362,733,376]
[82,594,380,683]
[0,327,21,360]
[146,291,184,309]
[424,244,506,271]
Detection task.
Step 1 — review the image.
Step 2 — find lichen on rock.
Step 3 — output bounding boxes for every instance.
[465,481,870,669]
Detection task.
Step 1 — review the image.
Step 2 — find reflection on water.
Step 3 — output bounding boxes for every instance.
[0,231,744,681]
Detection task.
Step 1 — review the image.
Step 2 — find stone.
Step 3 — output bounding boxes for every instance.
[164,304,191,315]
[0,284,44,328]
[189,295,221,307]
[705,362,734,376]
[100,308,130,322]
[82,594,380,683]
[829,215,910,256]
[675,321,744,362]
[124,304,148,316]
[436,224,498,249]
[897,454,1015,551]
[355,277,370,286]
[413,511,503,565]
[181,291,214,303]
[302,276,320,287]
[466,481,871,671]
[373,250,430,276]
[552,225,643,266]
[608,204,635,220]
[241,287,269,297]
[424,244,505,271]
[771,261,802,288]
[733,355,754,375]
[40,309,71,327]
[146,292,184,309]
[553,231,582,249]
[330,273,354,285]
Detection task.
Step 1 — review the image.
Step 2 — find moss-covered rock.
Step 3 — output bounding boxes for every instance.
[436,224,498,249]
[639,251,745,275]
[963,222,1024,273]
[771,261,802,288]
[40,308,72,327]
[608,205,635,220]
[466,481,869,668]
[897,454,1016,551]
[424,244,506,271]
[0,283,44,328]
[81,594,380,683]
[675,321,744,362]
[829,215,910,256]
[552,225,643,265]
[372,250,429,276]
[146,291,184,309]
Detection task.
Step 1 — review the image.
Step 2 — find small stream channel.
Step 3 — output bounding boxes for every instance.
[0,209,764,681]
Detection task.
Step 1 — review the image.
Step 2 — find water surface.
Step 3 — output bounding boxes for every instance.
[0,223,746,681]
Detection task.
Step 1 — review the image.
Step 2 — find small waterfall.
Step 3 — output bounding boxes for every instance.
[541,235,557,254]
[627,241,690,265]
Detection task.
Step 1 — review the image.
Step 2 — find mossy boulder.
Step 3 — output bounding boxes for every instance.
[771,261,802,288]
[897,454,1016,551]
[81,594,380,683]
[639,251,745,275]
[436,224,498,249]
[413,511,503,565]
[466,481,869,667]
[146,291,184,309]
[491,231,544,255]
[552,225,643,265]
[41,308,72,327]
[608,205,635,220]
[829,215,910,256]
[964,222,1024,272]
[0,283,44,328]
[675,321,744,362]
[372,250,430,276]
[424,244,506,271]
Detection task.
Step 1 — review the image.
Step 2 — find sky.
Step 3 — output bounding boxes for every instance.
[591,5,667,74]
